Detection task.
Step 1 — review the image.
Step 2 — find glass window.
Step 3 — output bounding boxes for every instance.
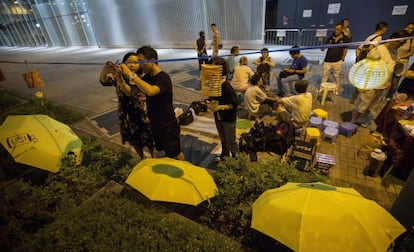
[0,0,97,47]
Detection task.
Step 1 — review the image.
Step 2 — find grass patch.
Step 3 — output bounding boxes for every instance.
[0,90,84,124]
[0,90,23,110]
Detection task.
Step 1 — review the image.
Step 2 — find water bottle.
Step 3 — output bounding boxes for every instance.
[403,103,414,120]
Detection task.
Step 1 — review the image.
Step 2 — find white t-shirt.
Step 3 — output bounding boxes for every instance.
[231,65,254,91]
[281,92,312,126]
[244,85,268,113]
[358,34,382,50]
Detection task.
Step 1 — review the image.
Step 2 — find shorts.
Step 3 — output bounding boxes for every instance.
[152,120,181,158]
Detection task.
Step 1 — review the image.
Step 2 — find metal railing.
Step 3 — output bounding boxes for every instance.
[264,28,334,47]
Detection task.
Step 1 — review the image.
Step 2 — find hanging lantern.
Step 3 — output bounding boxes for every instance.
[348,48,389,90]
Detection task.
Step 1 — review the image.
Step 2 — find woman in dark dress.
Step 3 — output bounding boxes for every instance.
[100,52,155,159]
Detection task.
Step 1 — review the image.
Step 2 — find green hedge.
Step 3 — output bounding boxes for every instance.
[199,153,326,249]
[17,193,244,252]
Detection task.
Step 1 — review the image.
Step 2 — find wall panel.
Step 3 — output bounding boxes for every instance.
[87,0,265,48]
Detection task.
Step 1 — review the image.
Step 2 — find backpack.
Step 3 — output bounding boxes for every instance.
[189,100,209,115]
[356,35,379,62]
[178,108,194,125]
[239,120,295,159]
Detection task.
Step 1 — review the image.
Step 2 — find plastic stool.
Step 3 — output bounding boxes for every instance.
[322,119,339,129]
[323,127,339,144]
[319,82,337,106]
[305,127,321,145]
[308,116,324,131]
[312,108,328,119]
[339,122,358,137]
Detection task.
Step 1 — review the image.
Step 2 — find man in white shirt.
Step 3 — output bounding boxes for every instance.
[244,73,278,119]
[278,80,312,128]
[352,31,406,127]
[356,21,388,62]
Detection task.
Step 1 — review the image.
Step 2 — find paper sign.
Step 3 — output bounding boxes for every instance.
[392,5,407,15]
[327,3,341,14]
[316,29,328,37]
[303,9,312,18]
[277,30,286,37]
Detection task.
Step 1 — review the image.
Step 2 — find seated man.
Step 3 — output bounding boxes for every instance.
[231,56,254,92]
[277,80,312,128]
[277,46,308,96]
[226,46,240,80]
[244,73,279,119]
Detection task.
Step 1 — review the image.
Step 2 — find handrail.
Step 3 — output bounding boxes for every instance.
[264,28,335,47]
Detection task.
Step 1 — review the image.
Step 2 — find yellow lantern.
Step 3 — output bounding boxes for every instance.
[348,49,389,90]
[200,64,223,97]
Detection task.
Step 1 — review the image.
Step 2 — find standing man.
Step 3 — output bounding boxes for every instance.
[120,46,185,160]
[351,31,406,127]
[321,22,350,94]
[341,18,352,41]
[350,21,388,103]
[210,23,221,57]
[356,21,388,62]
[193,30,208,70]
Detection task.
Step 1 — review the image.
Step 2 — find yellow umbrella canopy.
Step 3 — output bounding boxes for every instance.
[251,182,405,252]
[0,114,82,173]
[126,158,218,206]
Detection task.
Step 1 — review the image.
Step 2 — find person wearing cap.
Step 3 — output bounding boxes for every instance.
[253,48,275,89]
[193,30,208,70]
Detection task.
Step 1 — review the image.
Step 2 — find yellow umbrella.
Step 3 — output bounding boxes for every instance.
[0,114,82,173]
[126,157,218,206]
[251,182,405,252]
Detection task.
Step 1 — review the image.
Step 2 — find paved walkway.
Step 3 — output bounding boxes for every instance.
[0,46,405,209]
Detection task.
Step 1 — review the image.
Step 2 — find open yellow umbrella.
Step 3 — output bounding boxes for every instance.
[126,158,218,206]
[251,182,405,252]
[0,114,82,173]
